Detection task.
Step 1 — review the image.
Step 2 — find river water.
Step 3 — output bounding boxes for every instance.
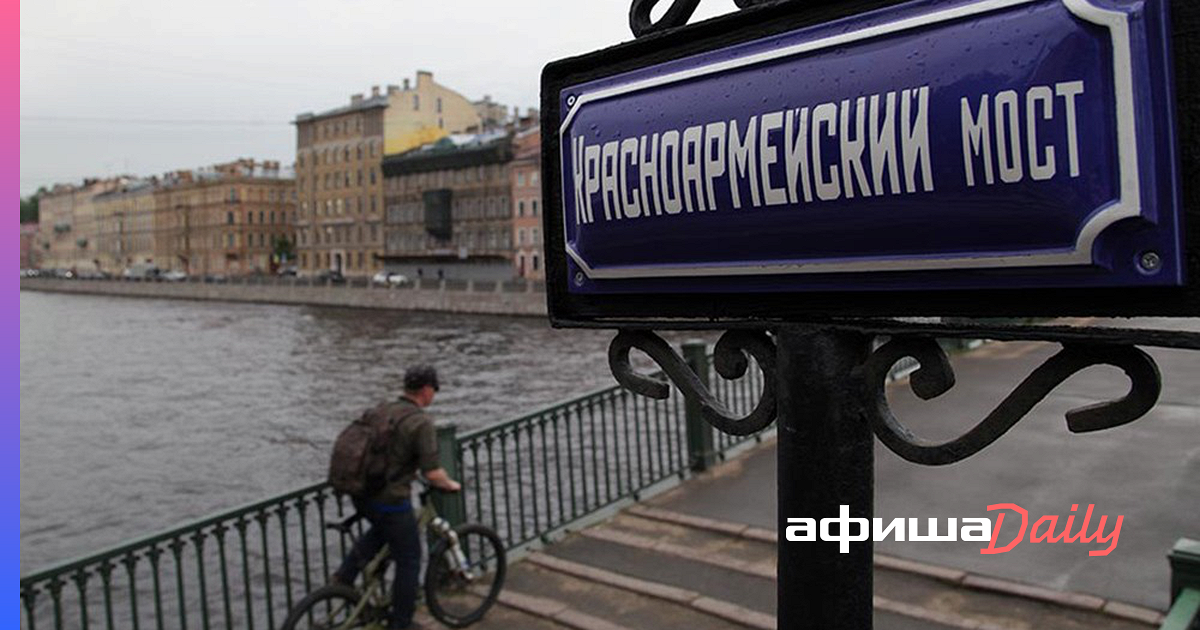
[19,291,658,573]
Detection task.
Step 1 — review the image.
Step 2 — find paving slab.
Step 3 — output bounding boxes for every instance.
[651,323,1200,611]
[505,561,740,630]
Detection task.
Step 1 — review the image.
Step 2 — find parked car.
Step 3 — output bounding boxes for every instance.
[122,264,161,280]
[316,269,346,284]
[276,265,298,277]
[162,270,188,282]
[371,271,410,287]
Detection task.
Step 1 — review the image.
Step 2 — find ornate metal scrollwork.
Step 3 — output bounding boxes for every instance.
[857,337,1163,466]
[608,329,777,435]
[629,0,774,38]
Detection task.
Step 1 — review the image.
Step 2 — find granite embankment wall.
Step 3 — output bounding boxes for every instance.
[19,277,548,317]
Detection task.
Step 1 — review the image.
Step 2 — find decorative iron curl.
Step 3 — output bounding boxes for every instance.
[857,337,1162,466]
[608,329,777,435]
[630,0,774,38]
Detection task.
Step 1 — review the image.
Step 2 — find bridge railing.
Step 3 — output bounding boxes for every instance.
[18,482,373,630]
[16,340,782,630]
[444,340,770,551]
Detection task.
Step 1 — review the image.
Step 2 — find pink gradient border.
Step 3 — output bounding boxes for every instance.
[10,0,23,612]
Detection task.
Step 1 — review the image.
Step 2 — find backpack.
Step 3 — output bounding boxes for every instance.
[328,402,418,497]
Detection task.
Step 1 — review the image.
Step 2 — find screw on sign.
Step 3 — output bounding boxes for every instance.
[540,0,1200,628]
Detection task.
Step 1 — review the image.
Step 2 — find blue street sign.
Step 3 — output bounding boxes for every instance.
[555,0,1182,295]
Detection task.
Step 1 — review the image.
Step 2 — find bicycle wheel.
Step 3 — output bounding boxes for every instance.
[424,523,507,628]
[279,584,380,630]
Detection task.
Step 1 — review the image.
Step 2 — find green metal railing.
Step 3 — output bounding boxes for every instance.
[443,340,769,551]
[1163,538,1200,630]
[19,340,767,629]
[19,483,371,630]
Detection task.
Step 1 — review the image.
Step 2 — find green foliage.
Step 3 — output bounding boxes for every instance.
[272,235,295,261]
[20,195,39,224]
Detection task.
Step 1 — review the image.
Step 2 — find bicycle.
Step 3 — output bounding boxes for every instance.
[280,484,506,629]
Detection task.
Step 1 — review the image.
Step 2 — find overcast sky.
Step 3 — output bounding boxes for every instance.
[19,0,740,196]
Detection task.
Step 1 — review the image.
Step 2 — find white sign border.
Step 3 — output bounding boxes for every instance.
[558,0,1142,280]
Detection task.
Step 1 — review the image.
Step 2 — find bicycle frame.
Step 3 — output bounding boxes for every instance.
[351,496,473,613]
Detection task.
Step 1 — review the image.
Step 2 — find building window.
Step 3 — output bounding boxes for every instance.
[518,173,526,186]
[518,201,525,217]
[227,212,234,225]
[518,228,526,245]
[531,171,539,185]
[357,252,364,268]
[532,254,540,271]
[270,211,276,223]
[436,97,442,113]
[370,169,377,185]
[532,199,539,216]
[438,117,443,129]
[259,211,264,224]
[413,94,420,110]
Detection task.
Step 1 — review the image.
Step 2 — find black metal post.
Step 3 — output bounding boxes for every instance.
[682,340,718,472]
[777,327,874,629]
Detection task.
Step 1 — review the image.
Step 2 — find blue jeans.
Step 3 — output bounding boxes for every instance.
[333,505,420,629]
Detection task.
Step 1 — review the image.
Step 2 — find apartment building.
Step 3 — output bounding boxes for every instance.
[293,71,484,276]
[157,159,294,275]
[94,179,158,272]
[381,132,517,281]
[36,178,122,271]
[509,127,544,280]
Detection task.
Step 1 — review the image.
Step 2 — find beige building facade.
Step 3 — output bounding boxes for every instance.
[294,72,482,276]
[157,160,295,276]
[37,178,121,271]
[34,160,293,276]
[94,179,158,272]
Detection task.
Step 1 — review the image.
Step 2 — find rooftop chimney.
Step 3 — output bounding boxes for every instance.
[371,85,380,98]
[416,70,433,87]
[351,93,364,105]
[387,84,400,95]
[403,78,410,90]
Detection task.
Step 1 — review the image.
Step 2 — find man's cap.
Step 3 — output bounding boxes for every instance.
[404,365,439,392]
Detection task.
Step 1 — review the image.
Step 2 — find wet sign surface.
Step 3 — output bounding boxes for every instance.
[551,0,1182,299]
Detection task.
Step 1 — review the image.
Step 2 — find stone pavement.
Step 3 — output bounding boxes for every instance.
[418,324,1195,628]
[655,325,1199,612]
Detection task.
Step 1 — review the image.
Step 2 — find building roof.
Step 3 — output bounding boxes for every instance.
[294,94,388,124]
[381,131,512,176]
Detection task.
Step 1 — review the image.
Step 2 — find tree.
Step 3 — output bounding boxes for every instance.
[19,195,39,224]
[20,187,47,224]
[272,235,295,263]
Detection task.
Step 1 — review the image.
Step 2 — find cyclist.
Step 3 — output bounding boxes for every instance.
[331,365,462,630]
